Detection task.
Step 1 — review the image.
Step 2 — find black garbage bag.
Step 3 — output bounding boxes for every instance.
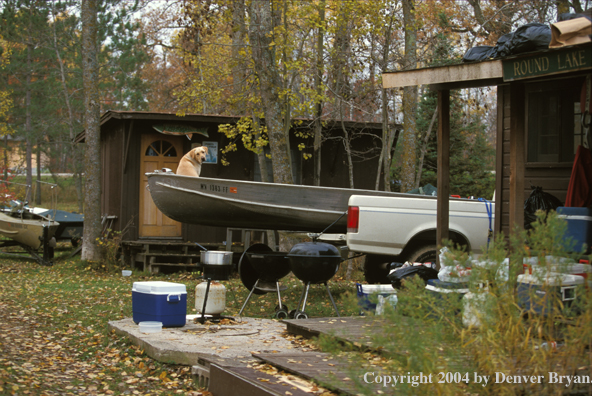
[463,45,495,62]
[524,186,563,230]
[464,22,551,62]
[388,265,439,289]
[497,23,551,58]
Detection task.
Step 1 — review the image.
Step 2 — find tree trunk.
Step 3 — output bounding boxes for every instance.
[313,0,325,186]
[415,105,438,189]
[399,0,418,193]
[25,43,32,202]
[81,0,102,262]
[247,0,292,185]
[35,144,41,205]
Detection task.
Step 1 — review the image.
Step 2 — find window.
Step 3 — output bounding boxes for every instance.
[145,140,177,157]
[527,78,585,164]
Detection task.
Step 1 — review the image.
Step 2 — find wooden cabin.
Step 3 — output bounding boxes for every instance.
[382,42,591,251]
[76,110,396,271]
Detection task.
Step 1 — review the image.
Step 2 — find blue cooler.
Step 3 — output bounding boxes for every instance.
[356,284,397,313]
[132,281,187,327]
[556,207,592,254]
[517,273,584,316]
[425,279,469,315]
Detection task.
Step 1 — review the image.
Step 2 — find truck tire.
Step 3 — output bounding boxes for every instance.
[363,255,391,284]
[405,244,438,265]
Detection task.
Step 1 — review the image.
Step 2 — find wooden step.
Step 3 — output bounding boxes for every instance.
[208,363,324,396]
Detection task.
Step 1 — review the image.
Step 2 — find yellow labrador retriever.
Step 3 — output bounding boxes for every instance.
[176,146,208,177]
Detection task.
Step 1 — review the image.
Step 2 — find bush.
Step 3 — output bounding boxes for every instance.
[322,211,591,395]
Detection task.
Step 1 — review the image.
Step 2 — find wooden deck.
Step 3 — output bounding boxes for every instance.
[283,316,386,350]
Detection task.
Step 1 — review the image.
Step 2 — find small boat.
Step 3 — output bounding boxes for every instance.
[36,209,84,246]
[147,171,429,233]
[0,208,60,250]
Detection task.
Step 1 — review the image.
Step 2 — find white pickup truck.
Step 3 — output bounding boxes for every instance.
[346,194,494,283]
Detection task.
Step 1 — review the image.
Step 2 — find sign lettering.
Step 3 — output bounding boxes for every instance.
[503,45,591,81]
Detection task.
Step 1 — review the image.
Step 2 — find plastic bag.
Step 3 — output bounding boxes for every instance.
[388,265,439,289]
[523,186,563,229]
[438,264,472,283]
[464,23,551,62]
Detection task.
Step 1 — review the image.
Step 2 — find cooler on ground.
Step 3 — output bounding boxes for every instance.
[516,273,584,316]
[132,281,187,327]
[356,284,397,313]
[556,206,592,254]
[425,279,469,315]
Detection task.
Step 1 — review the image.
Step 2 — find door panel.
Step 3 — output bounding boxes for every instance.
[139,134,183,238]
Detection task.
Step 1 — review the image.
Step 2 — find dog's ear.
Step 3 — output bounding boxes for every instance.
[189,148,199,159]
[202,146,208,154]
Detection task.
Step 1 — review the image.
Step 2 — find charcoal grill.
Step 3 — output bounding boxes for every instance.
[287,241,342,319]
[238,244,292,319]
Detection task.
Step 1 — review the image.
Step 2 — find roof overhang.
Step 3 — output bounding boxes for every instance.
[382,43,592,91]
[383,60,503,91]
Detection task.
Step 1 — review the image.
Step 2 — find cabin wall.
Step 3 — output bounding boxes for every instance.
[498,79,575,236]
[120,120,142,241]
[101,122,124,230]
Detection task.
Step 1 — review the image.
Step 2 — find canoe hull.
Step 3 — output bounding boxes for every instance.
[146,173,426,233]
[0,211,60,250]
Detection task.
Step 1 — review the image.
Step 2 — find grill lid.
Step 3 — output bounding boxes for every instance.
[287,242,340,258]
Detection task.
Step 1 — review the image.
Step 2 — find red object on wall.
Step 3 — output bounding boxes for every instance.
[565,145,592,207]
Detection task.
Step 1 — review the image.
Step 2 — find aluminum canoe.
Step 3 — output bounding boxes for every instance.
[146,172,425,233]
[0,210,60,250]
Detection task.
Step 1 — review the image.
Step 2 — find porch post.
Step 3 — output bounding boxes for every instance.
[436,90,450,268]
[509,83,525,231]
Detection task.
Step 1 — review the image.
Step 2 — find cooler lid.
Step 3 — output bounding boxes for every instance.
[427,278,468,290]
[361,284,396,294]
[132,281,187,294]
[517,273,585,286]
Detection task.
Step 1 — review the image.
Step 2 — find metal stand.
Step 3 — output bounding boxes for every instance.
[238,279,288,318]
[197,278,212,324]
[293,282,340,319]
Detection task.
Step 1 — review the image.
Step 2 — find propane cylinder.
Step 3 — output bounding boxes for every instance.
[195,281,226,315]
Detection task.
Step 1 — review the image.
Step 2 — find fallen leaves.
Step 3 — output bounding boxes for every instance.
[0,258,203,395]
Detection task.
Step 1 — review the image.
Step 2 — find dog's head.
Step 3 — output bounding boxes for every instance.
[190,146,208,164]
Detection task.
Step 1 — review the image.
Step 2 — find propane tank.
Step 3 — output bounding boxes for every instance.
[195,281,226,315]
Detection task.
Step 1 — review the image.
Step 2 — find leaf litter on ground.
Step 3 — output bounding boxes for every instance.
[0,248,363,395]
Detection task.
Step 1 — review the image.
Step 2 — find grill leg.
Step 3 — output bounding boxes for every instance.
[325,282,340,317]
[275,281,283,310]
[238,279,259,316]
[300,282,311,312]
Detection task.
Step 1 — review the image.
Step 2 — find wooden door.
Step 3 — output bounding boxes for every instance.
[139,134,183,238]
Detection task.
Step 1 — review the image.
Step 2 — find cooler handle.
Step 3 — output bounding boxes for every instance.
[167,294,181,303]
[561,286,576,301]
[356,283,363,296]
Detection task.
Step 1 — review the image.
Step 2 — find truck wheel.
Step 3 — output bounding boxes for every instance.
[363,255,390,284]
[405,245,438,264]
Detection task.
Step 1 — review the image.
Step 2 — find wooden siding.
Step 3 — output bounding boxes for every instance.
[498,76,578,235]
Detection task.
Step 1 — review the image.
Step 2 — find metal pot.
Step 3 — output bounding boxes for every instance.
[200,250,233,280]
[287,242,341,284]
[200,250,233,265]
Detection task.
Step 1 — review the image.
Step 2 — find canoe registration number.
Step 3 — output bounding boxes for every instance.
[200,183,237,194]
